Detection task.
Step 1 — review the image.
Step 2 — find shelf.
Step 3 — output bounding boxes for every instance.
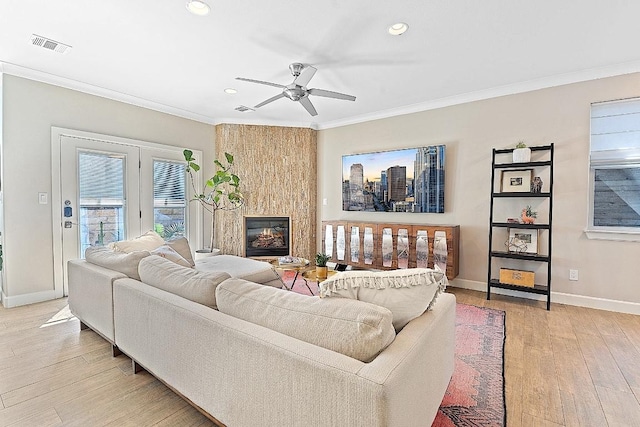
[488,143,553,310]
[492,222,550,229]
[494,160,552,169]
[492,192,551,198]
[494,145,553,154]
[489,279,549,295]
[490,250,549,262]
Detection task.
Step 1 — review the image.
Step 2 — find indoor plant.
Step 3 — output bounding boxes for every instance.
[315,252,331,279]
[184,150,244,255]
[512,141,531,163]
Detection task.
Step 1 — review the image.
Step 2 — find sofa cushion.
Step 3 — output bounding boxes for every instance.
[319,267,448,331]
[111,230,165,253]
[151,245,192,268]
[216,278,396,362]
[165,237,195,267]
[85,246,150,281]
[195,255,283,288]
[138,255,230,309]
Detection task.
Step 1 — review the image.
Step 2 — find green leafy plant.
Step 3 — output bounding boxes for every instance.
[525,205,537,218]
[515,141,527,149]
[315,252,330,267]
[184,150,244,252]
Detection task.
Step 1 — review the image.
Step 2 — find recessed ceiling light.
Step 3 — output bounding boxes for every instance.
[388,22,409,36]
[186,0,210,16]
[224,88,237,94]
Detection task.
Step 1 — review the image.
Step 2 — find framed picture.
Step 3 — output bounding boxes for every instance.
[507,228,538,254]
[342,145,446,213]
[501,169,532,193]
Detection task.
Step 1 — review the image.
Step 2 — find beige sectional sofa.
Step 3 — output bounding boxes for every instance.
[68,239,456,426]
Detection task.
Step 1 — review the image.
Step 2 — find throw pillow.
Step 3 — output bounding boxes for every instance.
[319,267,448,331]
[138,255,231,309]
[85,246,150,281]
[216,278,396,362]
[151,245,192,268]
[165,236,195,267]
[111,230,165,253]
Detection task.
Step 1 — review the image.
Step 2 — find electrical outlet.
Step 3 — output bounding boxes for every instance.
[569,269,579,281]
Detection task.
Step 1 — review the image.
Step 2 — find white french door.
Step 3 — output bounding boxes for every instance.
[52,128,202,297]
[59,136,142,295]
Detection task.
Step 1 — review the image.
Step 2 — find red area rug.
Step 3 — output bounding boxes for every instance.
[282,271,506,426]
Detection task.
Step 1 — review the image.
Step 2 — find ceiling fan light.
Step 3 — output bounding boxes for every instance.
[388,22,409,36]
[186,0,210,16]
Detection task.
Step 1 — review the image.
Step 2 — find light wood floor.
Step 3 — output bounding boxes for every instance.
[1,288,640,426]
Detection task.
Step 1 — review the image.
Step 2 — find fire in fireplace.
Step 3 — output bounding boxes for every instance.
[244,216,290,258]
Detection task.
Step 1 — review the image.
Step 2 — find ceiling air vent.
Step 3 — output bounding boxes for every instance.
[30,34,72,54]
[235,105,255,112]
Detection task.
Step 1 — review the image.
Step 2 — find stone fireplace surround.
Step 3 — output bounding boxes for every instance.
[213,124,317,261]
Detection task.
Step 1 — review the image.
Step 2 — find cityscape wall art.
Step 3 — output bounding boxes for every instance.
[342,145,445,213]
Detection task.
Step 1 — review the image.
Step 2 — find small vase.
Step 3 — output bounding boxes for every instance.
[513,147,531,163]
[316,266,328,280]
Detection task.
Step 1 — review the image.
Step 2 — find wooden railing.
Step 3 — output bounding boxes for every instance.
[321,221,459,279]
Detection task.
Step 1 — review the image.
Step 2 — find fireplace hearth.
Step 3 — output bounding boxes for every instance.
[244,216,290,258]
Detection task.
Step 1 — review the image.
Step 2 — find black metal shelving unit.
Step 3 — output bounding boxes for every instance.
[487,144,554,310]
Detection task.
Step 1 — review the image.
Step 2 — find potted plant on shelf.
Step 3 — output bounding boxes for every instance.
[521,205,537,224]
[315,252,331,279]
[513,141,531,163]
[184,150,244,258]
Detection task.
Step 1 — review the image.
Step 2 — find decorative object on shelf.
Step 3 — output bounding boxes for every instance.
[183,150,244,253]
[315,252,330,280]
[499,268,535,287]
[512,141,531,163]
[531,176,543,193]
[505,236,528,253]
[521,205,537,224]
[501,169,533,192]
[506,218,520,224]
[508,228,538,254]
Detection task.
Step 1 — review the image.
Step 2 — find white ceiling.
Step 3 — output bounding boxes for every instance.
[2,0,640,129]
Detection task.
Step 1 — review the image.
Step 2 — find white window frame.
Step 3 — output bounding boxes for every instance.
[586,98,640,242]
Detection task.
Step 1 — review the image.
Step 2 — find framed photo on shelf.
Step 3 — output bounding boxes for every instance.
[501,169,532,193]
[507,228,538,254]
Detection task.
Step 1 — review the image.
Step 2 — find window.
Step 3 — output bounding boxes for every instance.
[153,159,187,239]
[78,151,126,256]
[588,98,640,240]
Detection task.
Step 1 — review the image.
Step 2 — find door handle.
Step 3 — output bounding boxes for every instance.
[64,221,77,228]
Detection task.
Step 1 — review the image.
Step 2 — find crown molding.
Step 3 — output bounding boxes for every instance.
[4,59,640,131]
[316,60,640,130]
[0,61,218,125]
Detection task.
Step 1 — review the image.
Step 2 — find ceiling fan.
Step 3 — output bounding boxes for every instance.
[236,63,356,117]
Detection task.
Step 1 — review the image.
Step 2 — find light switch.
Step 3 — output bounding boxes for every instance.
[39,192,48,205]
[323,198,328,206]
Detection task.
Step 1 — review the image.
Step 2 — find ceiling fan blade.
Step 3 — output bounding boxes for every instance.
[308,88,356,101]
[293,65,317,87]
[254,92,286,108]
[236,77,285,89]
[299,96,318,116]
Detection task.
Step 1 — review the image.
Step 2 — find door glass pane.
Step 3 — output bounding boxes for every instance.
[78,151,126,257]
[153,160,186,239]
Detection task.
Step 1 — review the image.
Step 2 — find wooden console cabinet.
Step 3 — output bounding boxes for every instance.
[321,221,459,279]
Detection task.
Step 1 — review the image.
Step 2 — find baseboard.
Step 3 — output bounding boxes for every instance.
[449,278,640,315]
[1,289,58,308]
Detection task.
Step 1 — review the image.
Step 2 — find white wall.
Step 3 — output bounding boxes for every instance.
[318,72,640,313]
[1,74,215,306]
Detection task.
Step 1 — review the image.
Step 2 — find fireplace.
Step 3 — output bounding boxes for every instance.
[244,216,291,258]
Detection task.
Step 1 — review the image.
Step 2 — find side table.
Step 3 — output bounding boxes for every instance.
[270,259,314,295]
